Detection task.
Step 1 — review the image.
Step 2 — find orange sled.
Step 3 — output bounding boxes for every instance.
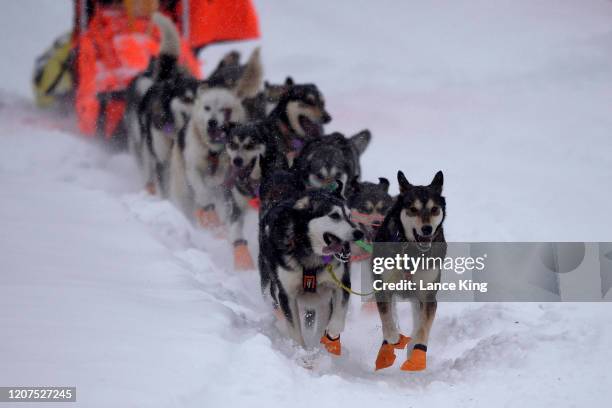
[69,0,259,140]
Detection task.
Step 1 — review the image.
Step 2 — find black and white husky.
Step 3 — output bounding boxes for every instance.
[124,13,197,195]
[258,184,364,354]
[167,48,262,239]
[372,170,446,372]
[140,13,198,196]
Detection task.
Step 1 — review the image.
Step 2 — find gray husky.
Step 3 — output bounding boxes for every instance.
[291,130,371,197]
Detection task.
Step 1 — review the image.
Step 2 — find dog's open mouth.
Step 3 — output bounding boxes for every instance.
[208,127,227,144]
[323,232,351,262]
[413,228,433,251]
[228,158,256,179]
[298,115,323,138]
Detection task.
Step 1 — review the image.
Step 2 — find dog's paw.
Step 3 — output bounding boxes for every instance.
[145,181,156,195]
[320,333,341,356]
[375,334,410,371]
[400,345,427,371]
[233,241,254,270]
[195,207,222,229]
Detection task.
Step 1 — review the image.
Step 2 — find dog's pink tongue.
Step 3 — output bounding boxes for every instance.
[323,241,343,255]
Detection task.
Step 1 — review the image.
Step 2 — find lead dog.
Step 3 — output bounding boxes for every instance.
[372,170,446,372]
[258,182,364,354]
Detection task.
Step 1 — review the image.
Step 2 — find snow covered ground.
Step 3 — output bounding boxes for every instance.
[1,1,612,407]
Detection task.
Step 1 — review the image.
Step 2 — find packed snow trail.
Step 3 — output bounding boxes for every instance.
[2,1,612,407]
[2,106,610,407]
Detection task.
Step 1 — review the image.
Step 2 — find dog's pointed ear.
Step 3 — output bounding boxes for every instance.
[430,171,444,194]
[219,50,240,68]
[234,47,263,99]
[293,196,310,210]
[350,130,371,156]
[285,76,294,86]
[397,171,412,195]
[378,177,390,192]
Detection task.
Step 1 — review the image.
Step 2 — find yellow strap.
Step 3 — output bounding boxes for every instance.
[325,264,376,297]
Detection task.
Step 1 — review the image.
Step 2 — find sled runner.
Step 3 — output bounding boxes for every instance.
[33,0,259,142]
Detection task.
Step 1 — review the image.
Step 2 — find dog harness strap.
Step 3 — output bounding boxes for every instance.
[303,269,317,292]
[291,137,304,151]
[350,210,385,226]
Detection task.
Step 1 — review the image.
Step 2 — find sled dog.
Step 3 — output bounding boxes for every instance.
[243,77,294,121]
[372,170,447,372]
[136,12,198,196]
[264,81,332,163]
[167,48,263,251]
[221,122,282,269]
[347,177,393,239]
[258,183,364,354]
[291,130,371,196]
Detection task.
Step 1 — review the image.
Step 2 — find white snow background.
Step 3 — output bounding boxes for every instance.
[1,1,612,407]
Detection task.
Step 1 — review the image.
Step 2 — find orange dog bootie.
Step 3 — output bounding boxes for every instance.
[195,206,222,229]
[375,333,411,371]
[320,333,342,356]
[400,344,427,371]
[145,181,156,195]
[233,240,254,270]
